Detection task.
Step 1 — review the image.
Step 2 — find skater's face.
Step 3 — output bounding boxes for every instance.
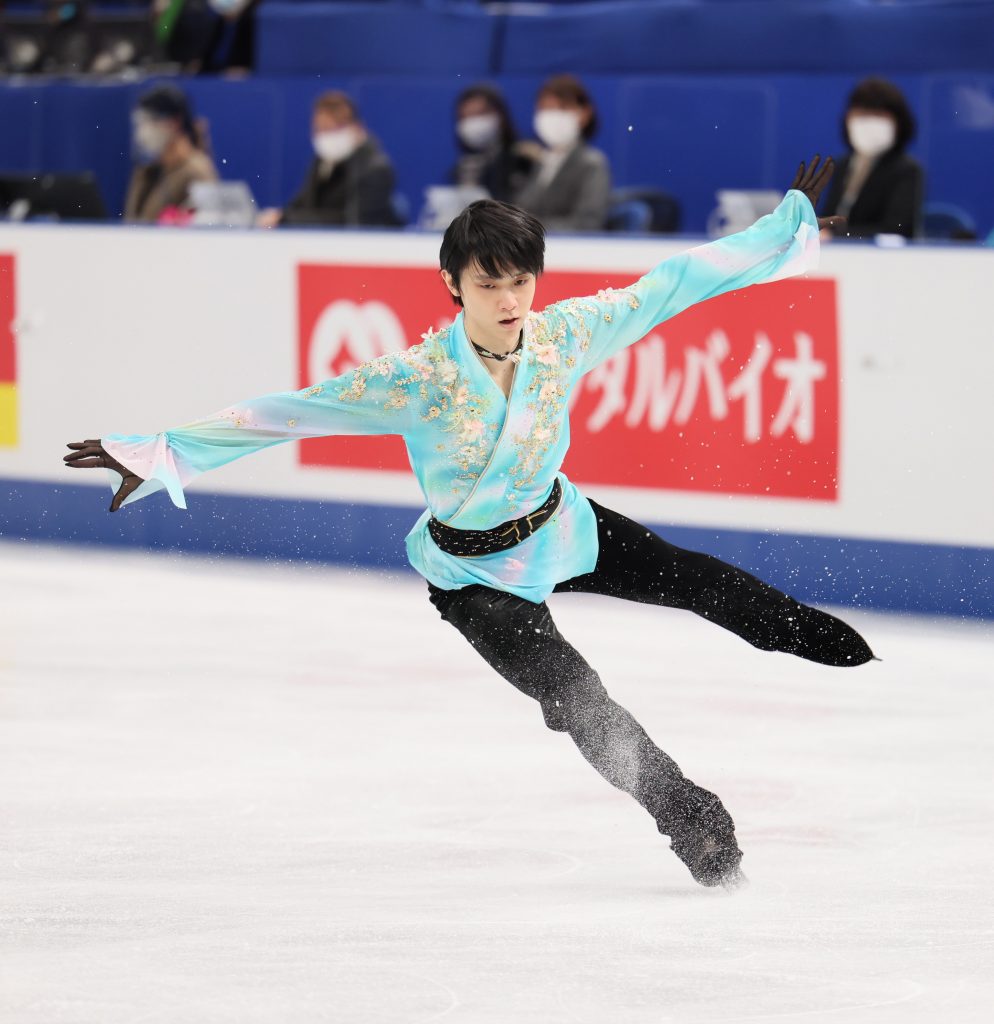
[441,260,537,351]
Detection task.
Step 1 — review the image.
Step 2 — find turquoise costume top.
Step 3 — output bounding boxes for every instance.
[103,191,819,603]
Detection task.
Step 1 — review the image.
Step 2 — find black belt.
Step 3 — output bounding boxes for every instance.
[428,478,563,558]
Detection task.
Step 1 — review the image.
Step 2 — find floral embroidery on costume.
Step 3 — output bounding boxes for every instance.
[416,327,495,480]
[505,313,572,495]
[220,407,255,428]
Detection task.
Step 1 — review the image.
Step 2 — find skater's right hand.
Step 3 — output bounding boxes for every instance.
[63,439,145,512]
[789,155,846,233]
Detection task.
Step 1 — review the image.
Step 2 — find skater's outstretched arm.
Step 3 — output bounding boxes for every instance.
[550,155,842,375]
[64,349,420,512]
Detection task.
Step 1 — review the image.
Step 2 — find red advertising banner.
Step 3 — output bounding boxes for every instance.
[0,254,16,448]
[298,263,839,500]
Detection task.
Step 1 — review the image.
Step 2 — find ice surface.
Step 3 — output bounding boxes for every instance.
[1,541,992,1023]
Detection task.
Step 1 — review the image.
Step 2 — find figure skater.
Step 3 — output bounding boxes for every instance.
[65,156,871,889]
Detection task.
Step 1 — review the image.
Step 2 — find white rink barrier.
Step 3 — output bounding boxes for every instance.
[1,223,991,617]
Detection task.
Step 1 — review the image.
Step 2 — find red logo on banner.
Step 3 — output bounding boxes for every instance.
[298,263,839,500]
[0,254,16,448]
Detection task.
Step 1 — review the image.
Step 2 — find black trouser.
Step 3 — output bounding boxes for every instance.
[427,500,874,841]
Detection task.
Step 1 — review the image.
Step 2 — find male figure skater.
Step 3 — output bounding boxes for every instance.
[65,156,871,889]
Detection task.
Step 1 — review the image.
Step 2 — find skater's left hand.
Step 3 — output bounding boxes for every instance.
[790,155,846,233]
[63,438,145,512]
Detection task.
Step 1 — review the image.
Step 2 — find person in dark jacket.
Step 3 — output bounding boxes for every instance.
[513,74,611,232]
[820,77,924,240]
[450,83,532,203]
[257,91,400,229]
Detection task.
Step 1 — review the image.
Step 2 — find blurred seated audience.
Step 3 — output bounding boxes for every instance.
[512,74,611,232]
[820,77,924,240]
[124,84,218,224]
[257,91,401,229]
[1,1,92,75]
[1,1,157,76]
[451,83,533,203]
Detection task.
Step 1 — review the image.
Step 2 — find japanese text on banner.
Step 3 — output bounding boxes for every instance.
[297,265,839,501]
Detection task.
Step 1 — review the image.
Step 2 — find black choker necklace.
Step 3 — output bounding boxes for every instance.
[471,335,523,363]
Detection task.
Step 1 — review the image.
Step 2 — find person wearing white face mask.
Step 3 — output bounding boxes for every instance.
[512,74,611,232]
[124,84,218,224]
[256,91,400,230]
[450,84,533,204]
[819,77,924,240]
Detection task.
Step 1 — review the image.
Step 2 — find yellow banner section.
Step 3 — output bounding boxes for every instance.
[0,382,16,447]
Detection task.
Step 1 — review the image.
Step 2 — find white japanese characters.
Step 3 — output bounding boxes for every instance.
[574,329,828,444]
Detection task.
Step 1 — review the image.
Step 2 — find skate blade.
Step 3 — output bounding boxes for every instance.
[720,867,749,892]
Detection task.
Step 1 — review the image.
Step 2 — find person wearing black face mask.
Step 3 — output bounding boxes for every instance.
[124,83,218,224]
[450,84,533,204]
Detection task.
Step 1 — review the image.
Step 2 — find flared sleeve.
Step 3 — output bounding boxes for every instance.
[551,189,820,375]
[101,351,418,510]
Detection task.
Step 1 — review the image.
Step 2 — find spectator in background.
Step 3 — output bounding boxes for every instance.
[124,83,218,224]
[201,0,258,74]
[513,74,610,232]
[155,0,259,75]
[0,1,91,75]
[820,77,924,240]
[451,83,532,203]
[257,91,400,229]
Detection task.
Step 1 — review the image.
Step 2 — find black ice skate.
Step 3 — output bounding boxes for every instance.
[657,784,746,889]
[694,583,876,668]
[777,599,876,667]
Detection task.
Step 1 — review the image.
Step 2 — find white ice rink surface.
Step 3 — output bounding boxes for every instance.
[1,542,992,1023]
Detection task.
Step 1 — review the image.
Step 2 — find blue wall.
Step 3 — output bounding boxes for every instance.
[257,1,994,76]
[1,71,993,234]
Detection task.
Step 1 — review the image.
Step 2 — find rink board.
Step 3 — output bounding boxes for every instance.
[3,478,991,619]
[0,224,991,617]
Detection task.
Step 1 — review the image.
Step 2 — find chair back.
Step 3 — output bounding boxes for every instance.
[606,197,652,234]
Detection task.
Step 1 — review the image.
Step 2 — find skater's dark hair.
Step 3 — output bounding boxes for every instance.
[439,199,545,307]
[842,77,916,153]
